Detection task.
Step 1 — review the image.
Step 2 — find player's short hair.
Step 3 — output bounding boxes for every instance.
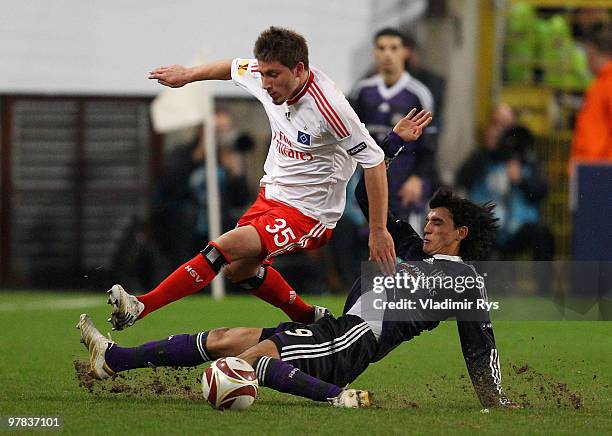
[583,25,612,55]
[429,188,499,261]
[254,26,309,70]
[374,27,407,46]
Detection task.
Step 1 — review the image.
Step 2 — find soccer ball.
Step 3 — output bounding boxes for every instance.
[202,357,258,410]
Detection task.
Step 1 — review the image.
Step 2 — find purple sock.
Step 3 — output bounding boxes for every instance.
[105,333,210,372]
[254,357,342,401]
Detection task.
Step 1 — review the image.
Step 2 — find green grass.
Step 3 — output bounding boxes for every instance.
[0,291,610,435]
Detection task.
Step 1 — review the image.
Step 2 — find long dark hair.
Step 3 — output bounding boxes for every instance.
[429,188,499,261]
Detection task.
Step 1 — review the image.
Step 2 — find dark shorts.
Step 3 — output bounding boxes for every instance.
[260,314,378,387]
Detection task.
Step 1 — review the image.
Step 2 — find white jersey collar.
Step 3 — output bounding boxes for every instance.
[431,254,463,263]
[376,71,411,100]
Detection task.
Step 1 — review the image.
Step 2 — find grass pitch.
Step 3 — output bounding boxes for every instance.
[0,291,610,435]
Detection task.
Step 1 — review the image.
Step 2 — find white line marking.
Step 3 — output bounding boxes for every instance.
[0,296,103,312]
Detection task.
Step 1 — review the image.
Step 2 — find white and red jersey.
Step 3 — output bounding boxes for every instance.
[230,58,384,228]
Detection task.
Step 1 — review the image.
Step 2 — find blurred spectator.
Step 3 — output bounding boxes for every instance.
[215,108,257,153]
[115,111,255,289]
[486,103,517,153]
[457,124,554,261]
[190,109,254,241]
[456,103,517,196]
[151,136,201,263]
[190,140,253,239]
[350,27,436,225]
[111,135,201,290]
[570,25,612,167]
[456,103,517,193]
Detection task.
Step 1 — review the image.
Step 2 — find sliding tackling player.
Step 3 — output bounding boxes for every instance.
[78,128,517,408]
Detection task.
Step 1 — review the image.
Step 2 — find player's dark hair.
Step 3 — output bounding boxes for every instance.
[583,25,612,55]
[374,27,407,46]
[429,188,499,261]
[254,26,309,70]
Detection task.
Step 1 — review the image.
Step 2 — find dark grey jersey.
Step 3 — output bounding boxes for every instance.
[343,166,510,407]
[343,257,505,407]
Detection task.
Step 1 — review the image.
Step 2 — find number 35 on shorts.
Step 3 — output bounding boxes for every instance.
[265,218,296,247]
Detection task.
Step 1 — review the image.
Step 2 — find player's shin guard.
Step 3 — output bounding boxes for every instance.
[137,243,230,318]
[105,332,211,372]
[240,266,314,323]
[253,356,342,402]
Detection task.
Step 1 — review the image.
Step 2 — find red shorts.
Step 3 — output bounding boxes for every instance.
[237,189,333,260]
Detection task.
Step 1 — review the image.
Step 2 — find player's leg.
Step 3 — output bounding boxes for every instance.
[76,313,265,378]
[232,202,334,324]
[237,316,375,407]
[236,339,343,403]
[105,327,266,373]
[77,313,370,407]
[108,225,261,330]
[77,313,303,378]
[226,260,320,323]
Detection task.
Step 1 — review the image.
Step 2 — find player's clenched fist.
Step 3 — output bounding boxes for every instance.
[148,65,192,88]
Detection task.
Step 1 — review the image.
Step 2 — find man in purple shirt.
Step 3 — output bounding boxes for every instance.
[351,28,437,225]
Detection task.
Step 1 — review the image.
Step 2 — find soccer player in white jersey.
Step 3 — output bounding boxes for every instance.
[106,26,402,330]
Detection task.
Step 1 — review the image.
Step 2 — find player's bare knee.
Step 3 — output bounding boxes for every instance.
[221,265,237,282]
[221,264,245,283]
[222,261,261,284]
[238,340,280,366]
[207,327,260,357]
[206,328,232,356]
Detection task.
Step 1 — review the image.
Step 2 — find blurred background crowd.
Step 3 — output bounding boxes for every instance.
[0,1,610,295]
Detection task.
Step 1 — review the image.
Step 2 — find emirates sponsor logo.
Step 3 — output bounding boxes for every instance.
[273,131,313,162]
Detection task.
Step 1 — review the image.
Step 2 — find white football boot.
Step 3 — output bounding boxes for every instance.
[76,314,115,380]
[328,389,373,408]
[313,305,333,322]
[106,284,144,331]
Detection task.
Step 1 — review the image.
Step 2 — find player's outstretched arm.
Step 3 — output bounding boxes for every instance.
[456,320,521,408]
[148,59,233,88]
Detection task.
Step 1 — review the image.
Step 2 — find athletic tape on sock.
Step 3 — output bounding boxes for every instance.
[200,243,230,273]
[237,266,267,290]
